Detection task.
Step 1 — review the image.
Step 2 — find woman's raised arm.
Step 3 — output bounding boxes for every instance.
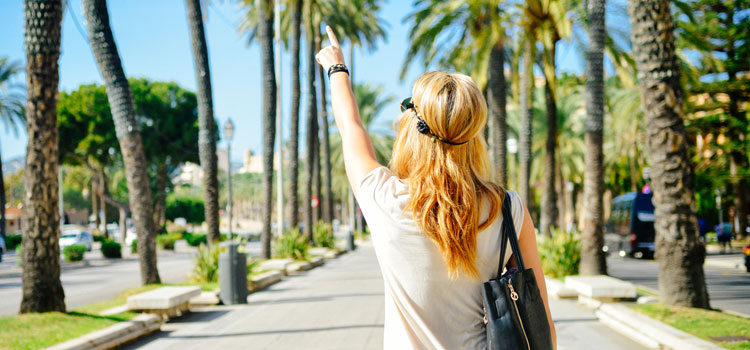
[315,26,381,196]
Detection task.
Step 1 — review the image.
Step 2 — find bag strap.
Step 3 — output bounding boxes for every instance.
[496,192,526,279]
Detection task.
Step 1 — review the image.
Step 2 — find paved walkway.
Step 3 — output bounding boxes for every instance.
[126,242,643,350]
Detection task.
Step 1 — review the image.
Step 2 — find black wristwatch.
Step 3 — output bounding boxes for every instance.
[327,64,349,78]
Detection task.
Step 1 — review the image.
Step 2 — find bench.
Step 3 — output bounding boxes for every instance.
[564,275,636,306]
[259,258,294,275]
[127,286,201,320]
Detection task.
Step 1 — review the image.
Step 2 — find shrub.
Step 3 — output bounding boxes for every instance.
[165,194,205,224]
[131,239,138,254]
[157,235,176,250]
[537,227,581,278]
[247,258,261,278]
[273,228,309,260]
[192,243,220,283]
[92,234,106,242]
[63,244,86,262]
[313,220,335,249]
[185,232,207,247]
[101,240,122,258]
[5,234,22,251]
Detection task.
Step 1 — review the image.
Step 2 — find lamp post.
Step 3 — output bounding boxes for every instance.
[224,118,235,241]
[274,0,284,238]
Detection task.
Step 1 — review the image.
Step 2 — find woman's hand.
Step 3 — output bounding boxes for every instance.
[315,26,346,70]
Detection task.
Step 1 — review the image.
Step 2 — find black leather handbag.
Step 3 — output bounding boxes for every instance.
[481,193,553,350]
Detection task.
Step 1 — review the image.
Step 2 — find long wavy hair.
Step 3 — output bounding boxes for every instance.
[389,71,505,279]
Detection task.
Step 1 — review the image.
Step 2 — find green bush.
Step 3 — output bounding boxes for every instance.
[131,239,138,254]
[92,234,106,243]
[157,235,176,250]
[537,228,581,278]
[273,228,309,260]
[5,234,22,251]
[192,243,220,283]
[313,221,335,249]
[101,240,122,258]
[165,194,205,224]
[63,244,86,262]
[185,232,207,247]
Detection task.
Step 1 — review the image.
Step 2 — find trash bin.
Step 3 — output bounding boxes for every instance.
[219,241,248,305]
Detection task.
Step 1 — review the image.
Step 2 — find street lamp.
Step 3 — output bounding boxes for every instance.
[224,118,235,241]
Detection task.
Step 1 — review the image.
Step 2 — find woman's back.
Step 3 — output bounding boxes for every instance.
[357,166,525,349]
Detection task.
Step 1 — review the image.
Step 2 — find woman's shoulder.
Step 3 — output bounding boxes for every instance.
[356,165,409,218]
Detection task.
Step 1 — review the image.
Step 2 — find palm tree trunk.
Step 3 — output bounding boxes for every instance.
[581,0,607,275]
[304,31,317,240]
[20,0,66,313]
[518,37,534,207]
[488,41,507,188]
[313,124,321,224]
[316,27,333,224]
[288,0,302,229]
[258,0,276,259]
[185,0,220,245]
[152,160,168,230]
[83,0,160,285]
[540,47,559,237]
[628,0,710,308]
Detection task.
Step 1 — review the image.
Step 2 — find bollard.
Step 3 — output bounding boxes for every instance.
[219,241,248,305]
[347,229,356,251]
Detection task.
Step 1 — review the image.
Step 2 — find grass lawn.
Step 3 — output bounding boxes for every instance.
[632,303,750,350]
[0,282,216,350]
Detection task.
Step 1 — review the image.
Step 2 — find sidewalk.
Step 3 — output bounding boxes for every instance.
[125,242,643,350]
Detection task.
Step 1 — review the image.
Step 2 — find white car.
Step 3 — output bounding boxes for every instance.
[59,229,94,251]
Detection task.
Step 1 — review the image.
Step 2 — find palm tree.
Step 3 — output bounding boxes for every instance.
[316,24,333,223]
[402,0,509,186]
[580,0,607,275]
[628,0,709,308]
[303,1,318,239]
[237,0,278,259]
[517,35,535,207]
[19,0,66,313]
[0,58,25,243]
[522,0,571,236]
[185,0,221,245]
[288,0,302,228]
[82,0,160,284]
[258,0,277,259]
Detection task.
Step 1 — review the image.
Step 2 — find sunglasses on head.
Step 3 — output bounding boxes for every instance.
[400,97,415,113]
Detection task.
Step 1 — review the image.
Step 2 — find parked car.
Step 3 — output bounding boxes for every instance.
[59,229,94,251]
[743,245,750,273]
[604,191,656,258]
[0,236,5,262]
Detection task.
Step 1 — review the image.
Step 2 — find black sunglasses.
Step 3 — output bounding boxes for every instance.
[400,97,415,113]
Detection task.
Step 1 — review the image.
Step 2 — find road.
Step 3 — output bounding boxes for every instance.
[0,250,194,316]
[0,239,271,316]
[124,242,643,350]
[607,254,750,315]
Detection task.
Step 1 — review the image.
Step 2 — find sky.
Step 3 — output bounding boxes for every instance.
[0,0,605,163]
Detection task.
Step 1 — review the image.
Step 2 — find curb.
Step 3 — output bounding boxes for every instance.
[46,314,162,350]
[248,270,283,292]
[595,303,726,350]
[544,277,577,299]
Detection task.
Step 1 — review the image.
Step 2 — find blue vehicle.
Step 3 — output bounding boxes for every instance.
[604,192,656,258]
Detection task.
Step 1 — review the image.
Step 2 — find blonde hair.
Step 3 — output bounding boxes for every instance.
[389,71,505,279]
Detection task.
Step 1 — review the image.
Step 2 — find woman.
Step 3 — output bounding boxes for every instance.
[317,26,556,349]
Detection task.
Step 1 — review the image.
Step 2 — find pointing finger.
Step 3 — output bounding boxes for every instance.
[326,25,340,48]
